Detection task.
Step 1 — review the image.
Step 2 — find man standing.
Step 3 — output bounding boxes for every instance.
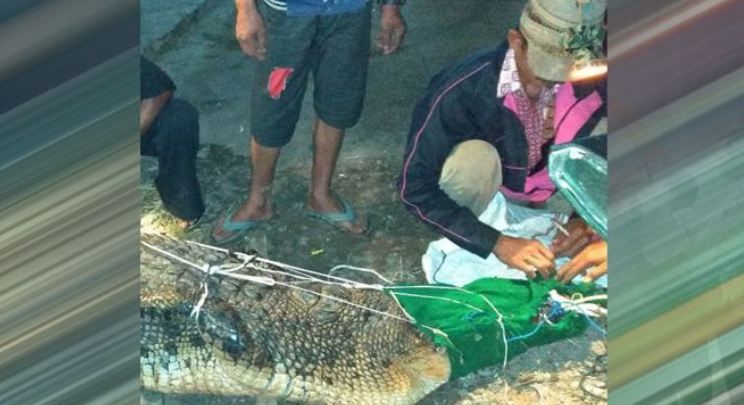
[212,0,406,243]
[141,56,205,229]
[398,0,607,278]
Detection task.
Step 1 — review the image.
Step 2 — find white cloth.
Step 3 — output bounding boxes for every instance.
[422,193,608,288]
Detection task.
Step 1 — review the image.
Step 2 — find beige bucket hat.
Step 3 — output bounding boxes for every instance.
[519,0,607,82]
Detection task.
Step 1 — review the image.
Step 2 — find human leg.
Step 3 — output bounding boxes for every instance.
[212,4,316,242]
[302,6,373,234]
[306,118,367,234]
[211,137,280,242]
[439,140,503,216]
[142,99,205,225]
[312,4,372,130]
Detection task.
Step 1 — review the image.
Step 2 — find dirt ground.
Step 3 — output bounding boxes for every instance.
[140,0,607,403]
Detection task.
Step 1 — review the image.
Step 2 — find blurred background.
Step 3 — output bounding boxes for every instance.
[608,0,744,403]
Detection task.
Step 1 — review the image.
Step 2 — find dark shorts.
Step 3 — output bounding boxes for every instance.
[250,2,372,148]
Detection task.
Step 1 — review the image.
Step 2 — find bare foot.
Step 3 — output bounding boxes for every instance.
[177,219,195,230]
[306,193,368,235]
[211,197,273,242]
[176,216,202,230]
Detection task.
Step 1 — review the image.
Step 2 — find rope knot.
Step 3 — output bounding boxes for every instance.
[201,264,220,275]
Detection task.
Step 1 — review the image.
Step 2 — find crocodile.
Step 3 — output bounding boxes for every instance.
[140,233,451,404]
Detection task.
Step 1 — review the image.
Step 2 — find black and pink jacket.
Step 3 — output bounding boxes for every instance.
[397,43,606,258]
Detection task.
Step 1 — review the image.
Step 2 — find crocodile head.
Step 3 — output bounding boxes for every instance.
[140,233,451,404]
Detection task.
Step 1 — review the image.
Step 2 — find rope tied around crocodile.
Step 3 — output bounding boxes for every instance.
[141,238,606,379]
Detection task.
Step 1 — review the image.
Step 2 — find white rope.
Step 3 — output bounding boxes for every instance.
[148,237,609,395]
[211,270,276,286]
[387,284,510,374]
[243,263,317,283]
[142,238,525,381]
[471,293,510,373]
[388,292,485,314]
[145,239,408,325]
[386,289,417,322]
[141,241,204,272]
[328,264,393,284]
[180,239,387,290]
[385,284,479,291]
[219,254,256,273]
[569,294,607,304]
[145,238,581,375]
[183,239,384,288]
[189,264,221,322]
[386,289,464,361]
[272,280,414,324]
[256,257,383,289]
[244,263,384,291]
[550,290,608,318]
[190,282,209,321]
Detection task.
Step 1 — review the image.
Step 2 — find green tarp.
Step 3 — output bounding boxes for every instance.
[386,278,603,378]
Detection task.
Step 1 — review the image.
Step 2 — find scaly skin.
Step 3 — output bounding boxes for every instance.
[140,233,451,404]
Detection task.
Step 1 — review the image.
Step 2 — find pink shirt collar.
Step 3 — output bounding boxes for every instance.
[497,48,560,99]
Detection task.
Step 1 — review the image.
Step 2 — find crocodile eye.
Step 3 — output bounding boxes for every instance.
[196,308,248,360]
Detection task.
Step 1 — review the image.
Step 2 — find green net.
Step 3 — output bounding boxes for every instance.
[385,278,603,379]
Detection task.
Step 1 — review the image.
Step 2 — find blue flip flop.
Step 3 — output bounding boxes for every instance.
[211,204,265,244]
[304,198,367,233]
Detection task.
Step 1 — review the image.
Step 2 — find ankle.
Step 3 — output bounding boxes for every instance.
[248,187,272,205]
[309,189,332,202]
[247,195,270,210]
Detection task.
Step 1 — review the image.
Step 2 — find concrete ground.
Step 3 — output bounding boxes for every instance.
[141,0,524,160]
[141,0,206,49]
[140,1,607,404]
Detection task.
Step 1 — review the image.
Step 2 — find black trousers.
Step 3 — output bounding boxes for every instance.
[141,99,205,222]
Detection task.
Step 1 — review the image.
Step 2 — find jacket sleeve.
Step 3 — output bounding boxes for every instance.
[398,77,502,258]
[140,56,176,100]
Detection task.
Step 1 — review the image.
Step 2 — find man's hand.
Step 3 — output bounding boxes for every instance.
[236,4,267,61]
[551,217,592,257]
[556,240,607,283]
[494,235,555,279]
[376,5,406,55]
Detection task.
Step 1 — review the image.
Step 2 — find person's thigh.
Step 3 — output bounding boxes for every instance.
[439,140,503,216]
[250,4,317,147]
[312,5,372,129]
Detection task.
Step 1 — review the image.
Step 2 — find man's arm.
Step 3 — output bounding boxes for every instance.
[140,91,172,136]
[376,1,406,55]
[235,0,266,60]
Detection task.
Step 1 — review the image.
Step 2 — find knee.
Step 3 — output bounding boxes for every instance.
[150,99,200,154]
[158,99,199,144]
[439,140,502,212]
[158,98,198,130]
[166,99,199,128]
[440,140,502,186]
